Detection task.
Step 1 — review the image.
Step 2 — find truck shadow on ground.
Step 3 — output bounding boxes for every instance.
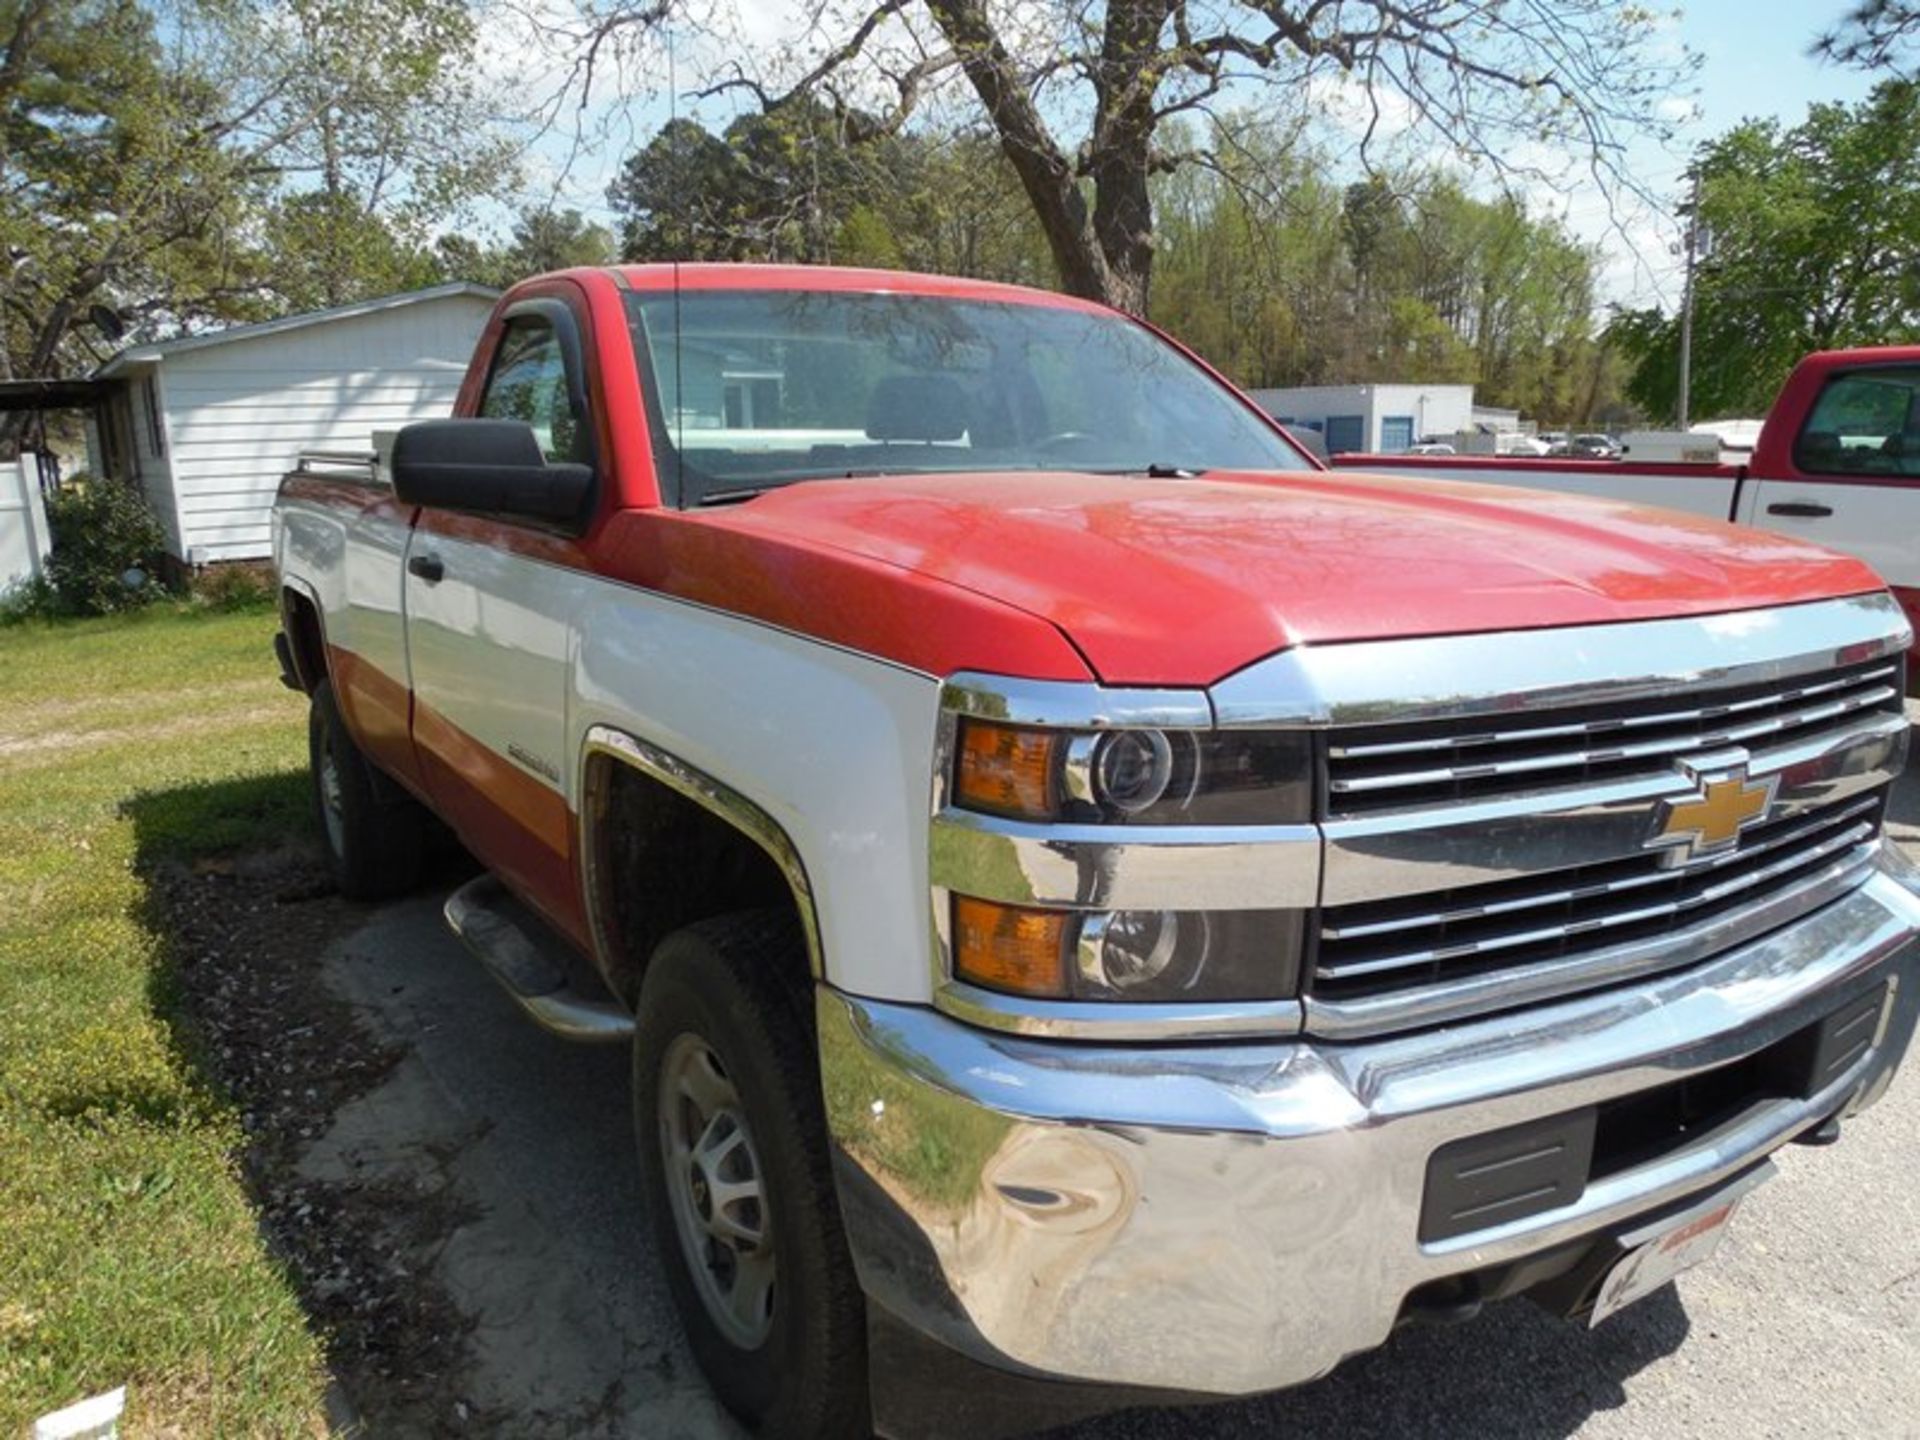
[1054,1289,1687,1439]
[128,774,1689,1439]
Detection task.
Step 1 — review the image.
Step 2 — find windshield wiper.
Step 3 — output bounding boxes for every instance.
[696,486,767,506]
[1089,463,1206,479]
[696,470,895,506]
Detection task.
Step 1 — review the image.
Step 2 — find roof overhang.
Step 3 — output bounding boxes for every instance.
[94,282,502,378]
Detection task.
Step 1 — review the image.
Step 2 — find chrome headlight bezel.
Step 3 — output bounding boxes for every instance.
[932,673,1318,1033]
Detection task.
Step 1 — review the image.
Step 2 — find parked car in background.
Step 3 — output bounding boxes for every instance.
[1405,439,1456,455]
[1568,432,1621,458]
[275,271,1920,1440]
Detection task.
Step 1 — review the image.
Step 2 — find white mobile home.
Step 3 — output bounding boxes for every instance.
[91,283,498,565]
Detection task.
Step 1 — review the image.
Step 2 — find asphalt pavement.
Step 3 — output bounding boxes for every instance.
[312,702,1920,1439]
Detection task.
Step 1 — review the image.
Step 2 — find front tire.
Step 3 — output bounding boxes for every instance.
[634,911,868,1438]
[307,678,425,900]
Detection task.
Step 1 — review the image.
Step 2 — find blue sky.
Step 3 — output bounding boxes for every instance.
[1689,0,1874,131]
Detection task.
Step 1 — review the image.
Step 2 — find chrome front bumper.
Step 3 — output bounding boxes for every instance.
[819,845,1920,1398]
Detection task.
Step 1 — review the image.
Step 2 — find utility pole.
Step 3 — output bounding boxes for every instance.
[1677,168,1702,430]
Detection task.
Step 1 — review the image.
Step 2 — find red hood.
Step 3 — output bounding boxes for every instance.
[677,470,1885,686]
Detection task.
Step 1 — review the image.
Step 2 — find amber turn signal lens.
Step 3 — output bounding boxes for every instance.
[955,719,1062,819]
[952,896,1071,998]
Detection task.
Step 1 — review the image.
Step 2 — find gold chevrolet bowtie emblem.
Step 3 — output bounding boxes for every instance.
[1648,767,1778,862]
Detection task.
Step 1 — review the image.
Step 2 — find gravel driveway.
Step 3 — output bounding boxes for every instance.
[306,705,1920,1439]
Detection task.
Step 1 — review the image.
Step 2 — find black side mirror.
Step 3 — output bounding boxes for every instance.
[391,418,594,526]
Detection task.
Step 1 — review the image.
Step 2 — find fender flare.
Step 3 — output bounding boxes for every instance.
[278,575,330,693]
[575,724,826,982]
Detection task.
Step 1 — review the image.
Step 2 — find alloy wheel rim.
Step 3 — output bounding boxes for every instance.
[658,1032,775,1347]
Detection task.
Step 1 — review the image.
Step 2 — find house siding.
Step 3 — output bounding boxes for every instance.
[158,294,493,562]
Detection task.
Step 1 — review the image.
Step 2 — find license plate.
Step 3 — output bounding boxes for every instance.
[1589,1165,1773,1327]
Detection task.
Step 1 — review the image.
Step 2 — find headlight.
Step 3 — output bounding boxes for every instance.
[953,718,1311,825]
[953,896,1301,1003]
[1078,909,1189,991]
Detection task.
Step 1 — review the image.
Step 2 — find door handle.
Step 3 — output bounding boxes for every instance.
[1767,501,1833,518]
[408,553,445,583]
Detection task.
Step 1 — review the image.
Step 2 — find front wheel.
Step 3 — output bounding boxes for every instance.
[634,911,868,1437]
[307,678,425,900]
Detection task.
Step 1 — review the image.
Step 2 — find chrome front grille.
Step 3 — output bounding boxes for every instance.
[1326,658,1903,815]
[1315,794,1885,1004]
[1299,605,1910,1038]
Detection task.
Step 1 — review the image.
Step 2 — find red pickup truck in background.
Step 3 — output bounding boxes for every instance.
[1330,346,1920,668]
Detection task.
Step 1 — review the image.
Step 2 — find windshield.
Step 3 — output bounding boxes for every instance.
[624,288,1310,506]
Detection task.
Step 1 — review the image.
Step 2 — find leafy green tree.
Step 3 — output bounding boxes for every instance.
[261,192,446,312]
[833,206,904,269]
[1609,81,1920,421]
[611,105,887,263]
[611,110,1047,282]
[504,207,617,277]
[0,0,509,431]
[219,0,513,308]
[1149,118,1605,416]
[609,117,757,261]
[0,0,258,396]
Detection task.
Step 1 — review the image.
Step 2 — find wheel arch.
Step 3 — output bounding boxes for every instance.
[578,725,824,1004]
[279,579,329,694]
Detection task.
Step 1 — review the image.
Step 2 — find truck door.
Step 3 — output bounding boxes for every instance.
[1739,362,1920,636]
[402,295,601,944]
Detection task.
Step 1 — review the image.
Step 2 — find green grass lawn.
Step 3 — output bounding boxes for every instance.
[0,606,330,1435]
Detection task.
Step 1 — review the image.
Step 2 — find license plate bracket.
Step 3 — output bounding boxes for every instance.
[1589,1161,1775,1327]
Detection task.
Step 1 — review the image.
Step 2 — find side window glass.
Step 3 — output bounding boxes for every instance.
[478,316,589,464]
[1794,366,1920,476]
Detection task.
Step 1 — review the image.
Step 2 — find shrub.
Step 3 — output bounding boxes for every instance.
[0,574,61,624]
[41,476,167,616]
[188,561,277,613]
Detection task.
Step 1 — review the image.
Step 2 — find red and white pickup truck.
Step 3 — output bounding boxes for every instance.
[273,266,1920,1440]
[1330,346,1920,669]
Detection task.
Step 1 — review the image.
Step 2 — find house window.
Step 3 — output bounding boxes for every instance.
[1380,415,1415,453]
[142,375,166,457]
